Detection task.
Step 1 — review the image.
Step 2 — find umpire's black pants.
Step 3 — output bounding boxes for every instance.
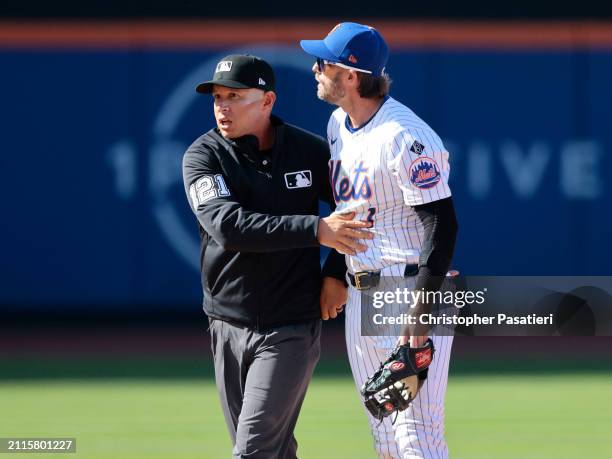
[209,318,321,459]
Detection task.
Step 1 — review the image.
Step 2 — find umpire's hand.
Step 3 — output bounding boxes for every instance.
[320,277,348,320]
[317,212,373,255]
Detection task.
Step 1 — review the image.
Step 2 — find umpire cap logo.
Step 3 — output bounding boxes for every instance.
[215,61,233,72]
[284,170,312,189]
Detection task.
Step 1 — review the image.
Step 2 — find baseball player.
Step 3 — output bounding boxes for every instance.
[300,23,459,458]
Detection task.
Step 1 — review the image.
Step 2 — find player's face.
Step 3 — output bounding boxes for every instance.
[312,61,346,104]
[212,85,268,139]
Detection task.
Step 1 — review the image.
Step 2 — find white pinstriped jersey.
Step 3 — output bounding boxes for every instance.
[327,96,452,273]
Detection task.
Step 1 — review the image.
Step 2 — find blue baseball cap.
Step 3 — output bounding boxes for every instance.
[300,22,389,76]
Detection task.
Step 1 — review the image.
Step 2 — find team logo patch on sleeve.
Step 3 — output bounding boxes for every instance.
[284,170,312,189]
[409,157,441,189]
[410,140,425,154]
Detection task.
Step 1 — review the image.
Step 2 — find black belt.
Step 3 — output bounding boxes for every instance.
[347,264,419,290]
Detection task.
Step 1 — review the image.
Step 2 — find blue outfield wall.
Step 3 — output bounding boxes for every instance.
[1,45,611,308]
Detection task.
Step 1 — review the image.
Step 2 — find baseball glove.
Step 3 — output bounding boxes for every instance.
[361,339,435,421]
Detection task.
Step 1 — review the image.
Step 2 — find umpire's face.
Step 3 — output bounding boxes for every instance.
[212,85,276,139]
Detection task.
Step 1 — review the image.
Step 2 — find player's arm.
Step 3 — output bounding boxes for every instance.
[413,197,458,296]
[403,197,458,343]
[183,146,371,253]
[389,130,458,342]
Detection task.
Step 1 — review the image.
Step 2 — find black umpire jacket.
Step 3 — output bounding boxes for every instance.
[182,115,345,329]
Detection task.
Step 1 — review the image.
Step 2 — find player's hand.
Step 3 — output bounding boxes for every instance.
[397,335,429,348]
[320,277,347,320]
[317,212,374,255]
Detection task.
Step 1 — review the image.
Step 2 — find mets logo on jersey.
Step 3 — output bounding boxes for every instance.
[329,159,372,203]
[409,157,441,189]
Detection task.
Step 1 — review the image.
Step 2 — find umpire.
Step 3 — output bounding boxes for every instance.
[182,55,372,458]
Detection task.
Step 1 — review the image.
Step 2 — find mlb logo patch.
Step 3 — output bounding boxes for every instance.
[410,140,425,154]
[284,170,312,189]
[409,157,441,189]
[216,61,232,72]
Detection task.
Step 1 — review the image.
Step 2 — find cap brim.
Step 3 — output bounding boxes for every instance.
[299,40,339,61]
[195,79,252,94]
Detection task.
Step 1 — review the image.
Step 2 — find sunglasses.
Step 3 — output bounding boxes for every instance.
[316,58,372,74]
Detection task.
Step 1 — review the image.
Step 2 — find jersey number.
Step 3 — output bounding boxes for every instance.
[190,174,230,207]
[366,207,377,224]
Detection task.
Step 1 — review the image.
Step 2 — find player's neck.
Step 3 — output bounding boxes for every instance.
[344,96,385,130]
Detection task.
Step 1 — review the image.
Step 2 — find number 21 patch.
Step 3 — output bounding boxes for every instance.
[189,174,230,208]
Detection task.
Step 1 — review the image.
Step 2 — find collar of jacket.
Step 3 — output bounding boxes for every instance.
[208,115,285,160]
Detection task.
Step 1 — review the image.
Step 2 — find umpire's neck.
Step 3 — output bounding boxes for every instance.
[249,120,276,151]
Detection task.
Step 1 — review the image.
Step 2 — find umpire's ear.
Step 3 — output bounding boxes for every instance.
[262,90,276,111]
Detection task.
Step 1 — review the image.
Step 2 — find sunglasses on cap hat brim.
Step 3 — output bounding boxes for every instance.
[316,58,372,74]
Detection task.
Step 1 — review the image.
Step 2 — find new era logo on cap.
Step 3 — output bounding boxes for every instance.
[258,78,266,85]
[216,61,232,72]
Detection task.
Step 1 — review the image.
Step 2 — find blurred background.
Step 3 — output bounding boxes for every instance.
[1,1,611,458]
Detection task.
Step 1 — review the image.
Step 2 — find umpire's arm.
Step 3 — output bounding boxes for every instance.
[183,147,320,253]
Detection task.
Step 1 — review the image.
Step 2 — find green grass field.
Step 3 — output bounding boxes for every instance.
[1,373,611,458]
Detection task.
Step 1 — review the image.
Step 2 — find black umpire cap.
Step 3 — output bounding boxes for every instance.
[196,54,276,94]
